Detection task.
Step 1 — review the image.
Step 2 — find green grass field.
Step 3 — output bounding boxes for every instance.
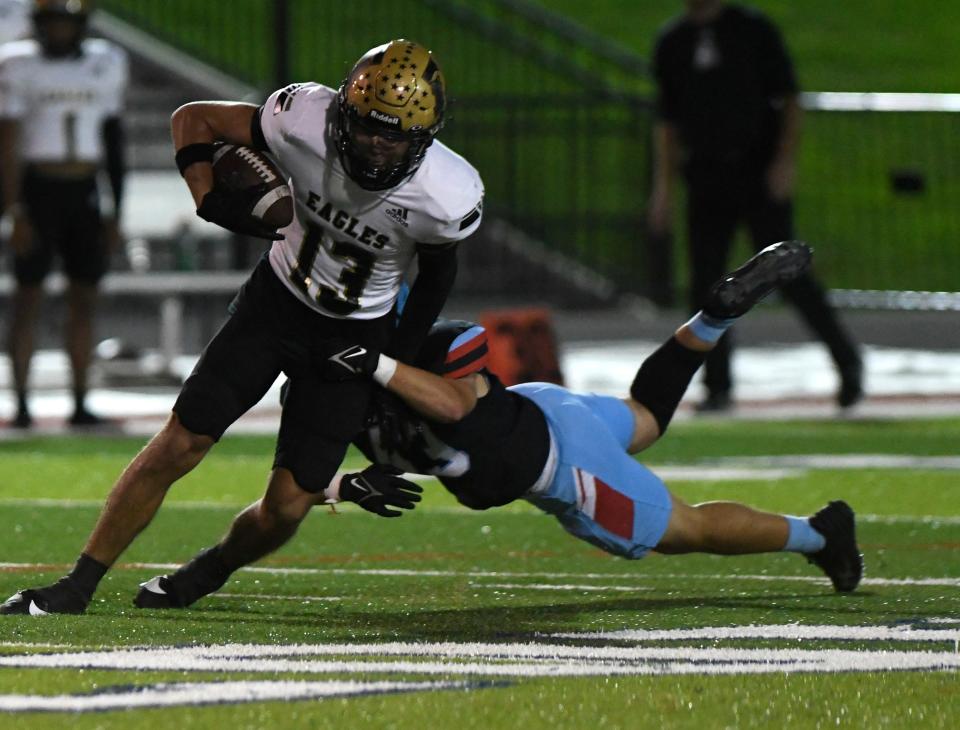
[1,419,958,727]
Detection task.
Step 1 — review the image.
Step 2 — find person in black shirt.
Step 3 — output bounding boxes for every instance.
[121,243,861,610]
[647,0,863,412]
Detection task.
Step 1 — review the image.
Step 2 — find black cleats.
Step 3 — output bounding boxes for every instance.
[0,578,89,616]
[69,407,107,427]
[807,500,863,593]
[133,547,230,609]
[705,240,813,319]
[838,361,864,409]
[11,407,32,429]
[694,391,733,414]
[134,576,187,609]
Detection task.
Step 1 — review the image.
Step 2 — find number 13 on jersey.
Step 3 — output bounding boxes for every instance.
[289,224,376,316]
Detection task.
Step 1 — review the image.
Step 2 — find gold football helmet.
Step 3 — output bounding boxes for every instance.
[337,39,446,190]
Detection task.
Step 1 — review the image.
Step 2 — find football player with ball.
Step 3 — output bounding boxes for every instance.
[2,40,483,616]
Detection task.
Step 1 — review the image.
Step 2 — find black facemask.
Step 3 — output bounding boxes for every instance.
[335,93,436,191]
[34,14,87,58]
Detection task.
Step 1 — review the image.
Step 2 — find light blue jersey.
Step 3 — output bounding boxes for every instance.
[511,383,673,559]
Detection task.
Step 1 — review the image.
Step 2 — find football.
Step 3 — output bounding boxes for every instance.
[211,143,294,229]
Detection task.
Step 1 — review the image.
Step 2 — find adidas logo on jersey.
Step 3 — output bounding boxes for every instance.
[385,207,409,227]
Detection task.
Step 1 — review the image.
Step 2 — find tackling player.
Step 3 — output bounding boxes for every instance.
[1,39,483,616]
[133,242,861,611]
[0,0,128,427]
[329,241,863,591]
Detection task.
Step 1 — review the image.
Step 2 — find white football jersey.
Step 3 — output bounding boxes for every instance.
[258,83,484,320]
[0,38,128,163]
[0,0,29,45]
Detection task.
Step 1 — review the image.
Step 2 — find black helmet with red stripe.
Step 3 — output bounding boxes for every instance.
[415,319,489,379]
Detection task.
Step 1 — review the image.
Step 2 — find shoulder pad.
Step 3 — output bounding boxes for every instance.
[0,39,39,64]
[417,142,484,221]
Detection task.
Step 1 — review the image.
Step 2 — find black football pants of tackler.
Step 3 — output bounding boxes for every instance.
[685,175,861,399]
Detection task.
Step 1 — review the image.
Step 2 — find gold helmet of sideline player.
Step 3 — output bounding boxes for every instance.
[33,0,91,57]
[336,39,446,191]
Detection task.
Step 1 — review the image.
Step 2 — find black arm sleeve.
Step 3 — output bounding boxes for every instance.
[387,243,458,361]
[630,337,706,435]
[102,116,126,216]
[250,105,271,153]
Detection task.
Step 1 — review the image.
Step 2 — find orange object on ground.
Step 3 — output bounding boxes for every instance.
[479,308,564,386]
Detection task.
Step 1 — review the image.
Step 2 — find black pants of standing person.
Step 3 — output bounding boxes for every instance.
[685,172,863,409]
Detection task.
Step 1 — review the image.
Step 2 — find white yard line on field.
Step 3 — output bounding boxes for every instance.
[711,454,960,470]
[1,620,958,711]
[0,639,958,679]
[3,622,956,657]
[552,623,960,643]
[0,680,463,713]
[472,582,653,593]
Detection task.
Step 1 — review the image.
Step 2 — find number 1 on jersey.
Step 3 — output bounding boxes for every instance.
[63,112,77,161]
[289,226,322,295]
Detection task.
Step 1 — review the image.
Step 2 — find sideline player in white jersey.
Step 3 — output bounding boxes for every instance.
[0,39,484,615]
[0,0,128,427]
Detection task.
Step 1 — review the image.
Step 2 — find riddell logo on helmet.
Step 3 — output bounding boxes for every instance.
[369,110,401,127]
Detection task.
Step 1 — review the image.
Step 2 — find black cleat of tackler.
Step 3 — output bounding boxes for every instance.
[806,500,864,593]
[705,240,813,319]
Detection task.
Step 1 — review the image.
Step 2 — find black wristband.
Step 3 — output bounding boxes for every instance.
[175,143,215,176]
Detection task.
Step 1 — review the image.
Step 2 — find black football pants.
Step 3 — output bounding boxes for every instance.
[685,176,861,398]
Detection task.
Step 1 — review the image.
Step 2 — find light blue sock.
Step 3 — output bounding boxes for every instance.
[783,516,827,553]
[685,311,737,344]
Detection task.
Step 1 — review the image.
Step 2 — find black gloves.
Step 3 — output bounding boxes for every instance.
[321,343,381,381]
[197,185,284,240]
[337,465,422,517]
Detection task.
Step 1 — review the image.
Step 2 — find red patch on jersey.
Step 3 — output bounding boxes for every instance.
[593,478,634,541]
